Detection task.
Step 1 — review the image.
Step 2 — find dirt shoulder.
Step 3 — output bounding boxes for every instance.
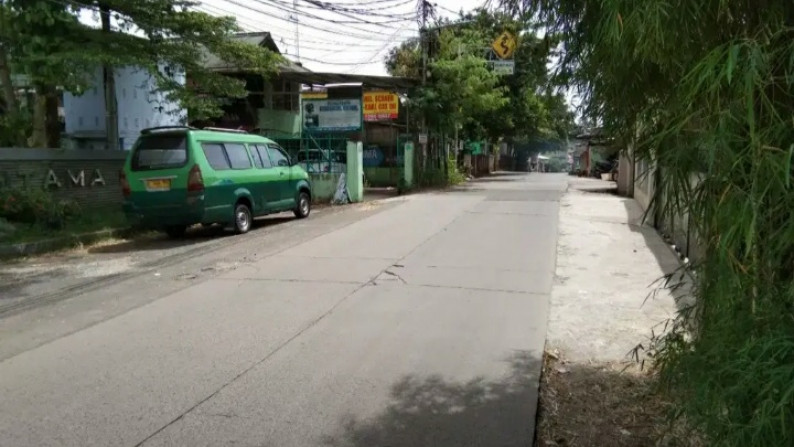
[537,178,694,447]
[536,349,675,447]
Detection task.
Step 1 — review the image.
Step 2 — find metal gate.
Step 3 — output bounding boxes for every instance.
[267,133,349,174]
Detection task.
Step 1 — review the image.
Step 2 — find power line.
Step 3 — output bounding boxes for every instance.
[47,0,416,72]
[214,0,415,41]
[434,3,462,16]
[349,23,410,73]
[198,3,377,46]
[300,0,415,7]
[202,4,414,51]
[202,0,419,65]
[294,0,418,20]
[196,4,401,65]
[250,0,409,31]
[285,55,384,66]
[284,24,409,68]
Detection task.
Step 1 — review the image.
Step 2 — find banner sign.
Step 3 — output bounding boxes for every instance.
[303,99,362,132]
[301,92,328,99]
[363,91,399,121]
[363,145,384,167]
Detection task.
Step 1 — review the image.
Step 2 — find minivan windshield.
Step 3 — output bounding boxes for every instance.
[131,134,188,171]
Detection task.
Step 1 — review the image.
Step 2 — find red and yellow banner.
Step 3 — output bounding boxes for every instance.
[363,91,399,121]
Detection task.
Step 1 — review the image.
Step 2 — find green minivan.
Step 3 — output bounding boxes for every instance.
[121,126,312,238]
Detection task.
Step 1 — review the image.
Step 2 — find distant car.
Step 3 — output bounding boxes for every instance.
[297,149,346,174]
[121,126,312,238]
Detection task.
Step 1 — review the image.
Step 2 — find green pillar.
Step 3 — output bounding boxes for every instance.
[403,142,414,188]
[346,141,363,202]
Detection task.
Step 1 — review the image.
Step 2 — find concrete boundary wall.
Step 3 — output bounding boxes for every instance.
[630,155,703,263]
[0,148,127,208]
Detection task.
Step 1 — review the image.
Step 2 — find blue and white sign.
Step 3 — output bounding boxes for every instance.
[302,99,362,132]
[363,146,384,167]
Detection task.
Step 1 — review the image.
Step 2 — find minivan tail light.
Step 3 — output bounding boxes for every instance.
[187,164,204,192]
[120,170,131,197]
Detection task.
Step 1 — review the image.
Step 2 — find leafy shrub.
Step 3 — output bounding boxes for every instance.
[447,162,466,185]
[0,218,15,238]
[0,110,32,147]
[0,187,80,229]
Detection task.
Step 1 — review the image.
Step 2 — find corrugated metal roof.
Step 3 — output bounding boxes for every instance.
[279,71,419,91]
[201,32,310,74]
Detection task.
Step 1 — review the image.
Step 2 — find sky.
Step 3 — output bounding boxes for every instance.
[77,0,578,111]
[198,0,487,76]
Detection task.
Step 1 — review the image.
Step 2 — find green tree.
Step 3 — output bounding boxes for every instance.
[0,0,280,147]
[502,0,794,444]
[385,9,574,148]
[384,37,420,79]
[420,27,508,139]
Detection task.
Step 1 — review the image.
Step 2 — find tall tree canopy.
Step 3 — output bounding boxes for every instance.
[384,8,574,145]
[0,0,280,146]
[501,0,794,444]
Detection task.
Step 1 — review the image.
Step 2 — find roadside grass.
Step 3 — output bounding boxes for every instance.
[536,350,702,447]
[0,206,129,246]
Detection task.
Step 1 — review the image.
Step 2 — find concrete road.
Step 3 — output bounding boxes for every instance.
[0,173,566,447]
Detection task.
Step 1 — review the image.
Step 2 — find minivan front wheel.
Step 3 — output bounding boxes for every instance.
[233,202,253,234]
[294,191,311,219]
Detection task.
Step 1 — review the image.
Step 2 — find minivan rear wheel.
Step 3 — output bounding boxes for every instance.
[294,191,311,219]
[233,202,252,234]
[164,225,187,239]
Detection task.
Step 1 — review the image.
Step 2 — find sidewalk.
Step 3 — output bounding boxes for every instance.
[537,177,692,446]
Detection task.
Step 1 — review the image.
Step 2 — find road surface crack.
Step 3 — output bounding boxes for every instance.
[382,269,408,284]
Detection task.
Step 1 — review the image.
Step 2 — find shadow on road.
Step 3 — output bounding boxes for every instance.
[87,216,295,255]
[323,351,540,447]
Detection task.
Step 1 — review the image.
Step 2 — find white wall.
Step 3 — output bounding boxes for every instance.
[64,65,186,150]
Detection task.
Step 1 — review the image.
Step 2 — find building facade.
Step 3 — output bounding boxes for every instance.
[63,65,185,150]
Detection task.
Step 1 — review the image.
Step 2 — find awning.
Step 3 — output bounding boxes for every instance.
[278,71,419,91]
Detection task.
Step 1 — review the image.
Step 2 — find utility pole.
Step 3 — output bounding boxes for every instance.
[418,0,429,172]
[100,3,119,150]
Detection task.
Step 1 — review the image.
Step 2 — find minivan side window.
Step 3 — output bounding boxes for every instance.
[249,144,263,168]
[225,143,252,169]
[202,143,231,170]
[253,144,272,169]
[267,145,290,167]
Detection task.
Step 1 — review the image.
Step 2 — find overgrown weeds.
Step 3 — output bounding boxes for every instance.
[0,187,81,229]
[537,350,700,447]
[507,0,794,444]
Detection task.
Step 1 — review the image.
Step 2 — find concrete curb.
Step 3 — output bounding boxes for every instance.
[0,191,415,259]
[0,228,128,258]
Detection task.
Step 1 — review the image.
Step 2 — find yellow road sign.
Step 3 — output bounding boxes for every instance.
[492,31,517,59]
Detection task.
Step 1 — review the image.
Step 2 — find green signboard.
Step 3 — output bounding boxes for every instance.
[466,141,483,155]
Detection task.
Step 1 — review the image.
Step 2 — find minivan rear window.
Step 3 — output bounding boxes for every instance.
[131,135,188,171]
